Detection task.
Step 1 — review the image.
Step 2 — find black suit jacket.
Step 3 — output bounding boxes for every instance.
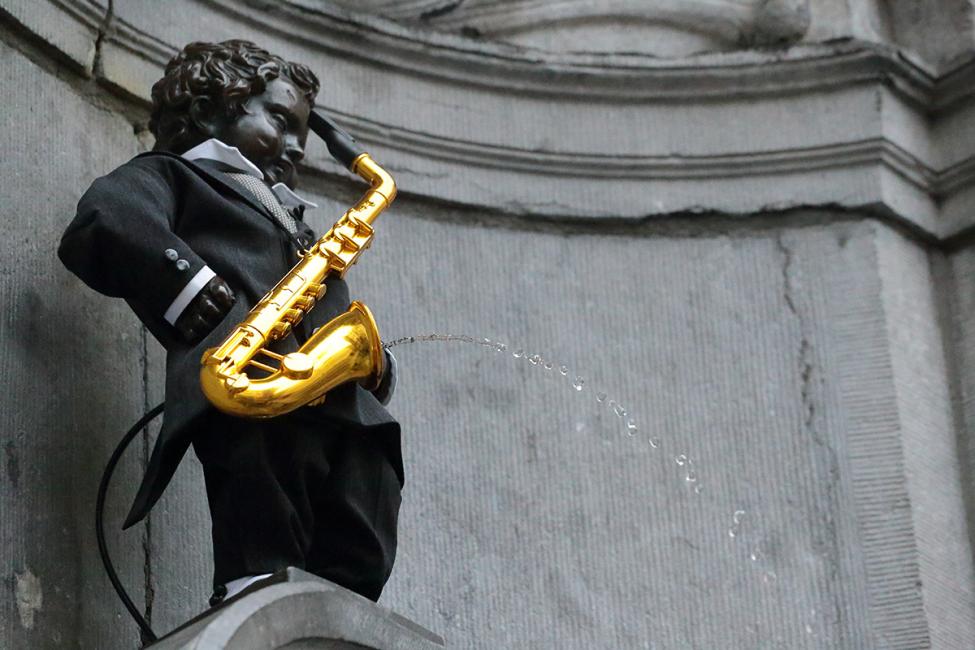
[58,152,402,528]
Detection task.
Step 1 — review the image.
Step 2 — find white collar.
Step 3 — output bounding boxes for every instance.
[181,138,318,210]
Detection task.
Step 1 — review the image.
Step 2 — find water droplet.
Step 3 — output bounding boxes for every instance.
[528,354,541,365]
[749,549,762,562]
[495,343,507,352]
[543,361,554,370]
[481,337,492,345]
[648,437,660,449]
[804,624,814,635]
[685,470,697,483]
[596,392,607,403]
[693,484,704,495]
[613,403,626,418]
[513,349,524,358]
[408,336,416,343]
[675,454,688,466]
[572,376,585,391]
[559,365,568,376]
[729,510,746,538]
[626,418,637,433]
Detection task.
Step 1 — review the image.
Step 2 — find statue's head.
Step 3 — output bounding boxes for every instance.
[150,40,320,188]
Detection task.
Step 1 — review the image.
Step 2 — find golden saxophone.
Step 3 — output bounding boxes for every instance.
[200,111,396,418]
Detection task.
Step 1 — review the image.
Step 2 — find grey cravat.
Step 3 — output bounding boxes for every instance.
[225,172,298,235]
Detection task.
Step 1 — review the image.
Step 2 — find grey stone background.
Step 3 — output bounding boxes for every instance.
[2,1,975,648]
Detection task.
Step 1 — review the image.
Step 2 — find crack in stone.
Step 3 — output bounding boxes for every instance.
[775,232,844,637]
[420,0,465,21]
[90,0,114,79]
[4,440,20,489]
[139,324,155,644]
[0,0,147,128]
[775,233,816,431]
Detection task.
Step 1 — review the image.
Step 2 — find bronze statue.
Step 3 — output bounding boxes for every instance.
[59,40,404,612]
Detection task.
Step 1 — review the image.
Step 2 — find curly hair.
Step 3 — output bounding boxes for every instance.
[150,40,320,153]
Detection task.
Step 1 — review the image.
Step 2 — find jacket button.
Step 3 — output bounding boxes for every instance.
[164,248,178,261]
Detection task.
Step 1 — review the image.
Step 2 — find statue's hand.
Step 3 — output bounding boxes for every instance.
[372,348,397,405]
[175,276,237,343]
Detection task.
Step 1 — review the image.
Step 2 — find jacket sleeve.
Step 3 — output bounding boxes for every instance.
[58,159,211,322]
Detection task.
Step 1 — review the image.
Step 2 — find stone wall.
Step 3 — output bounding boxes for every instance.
[2,1,975,648]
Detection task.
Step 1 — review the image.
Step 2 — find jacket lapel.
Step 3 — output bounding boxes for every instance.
[189,159,284,227]
[135,151,290,236]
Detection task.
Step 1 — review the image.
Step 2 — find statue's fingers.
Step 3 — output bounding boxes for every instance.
[198,296,223,322]
[178,322,199,343]
[187,314,209,340]
[175,323,191,341]
[209,280,236,309]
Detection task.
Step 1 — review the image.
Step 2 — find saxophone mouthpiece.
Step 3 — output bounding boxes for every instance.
[309,110,366,170]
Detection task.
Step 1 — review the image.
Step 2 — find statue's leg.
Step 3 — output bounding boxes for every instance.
[192,413,326,592]
[304,430,402,602]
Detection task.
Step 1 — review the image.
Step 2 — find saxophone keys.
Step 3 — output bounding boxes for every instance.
[281,352,314,380]
[352,218,374,237]
[304,283,326,300]
[270,321,292,339]
[335,232,358,251]
[225,374,250,394]
[293,295,315,311]
[282,308,304,324]
[200,347,218,365]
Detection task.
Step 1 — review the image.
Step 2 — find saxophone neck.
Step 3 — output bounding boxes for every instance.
[308,109,397,219]
[351,154,397,217]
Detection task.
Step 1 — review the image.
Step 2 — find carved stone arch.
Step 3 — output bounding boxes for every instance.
[328,0,811,57]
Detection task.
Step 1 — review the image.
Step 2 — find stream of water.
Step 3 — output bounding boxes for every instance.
[383,333,808,638]
[384,333,704,490]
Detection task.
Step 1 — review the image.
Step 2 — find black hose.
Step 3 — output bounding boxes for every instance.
[95,402,165,644]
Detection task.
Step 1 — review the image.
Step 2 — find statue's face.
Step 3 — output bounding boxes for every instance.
[214,77,311,189]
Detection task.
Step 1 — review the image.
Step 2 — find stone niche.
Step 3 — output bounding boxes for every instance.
[3,0,975,648]
[329,0,812,57]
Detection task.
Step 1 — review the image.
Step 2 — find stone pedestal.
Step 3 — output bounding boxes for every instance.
[147,569,445,650]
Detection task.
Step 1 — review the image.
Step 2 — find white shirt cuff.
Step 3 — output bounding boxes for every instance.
[223,573,273,599]
[164,266,216,325]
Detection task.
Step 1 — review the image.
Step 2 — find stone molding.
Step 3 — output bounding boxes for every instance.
[3,0,975,238]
